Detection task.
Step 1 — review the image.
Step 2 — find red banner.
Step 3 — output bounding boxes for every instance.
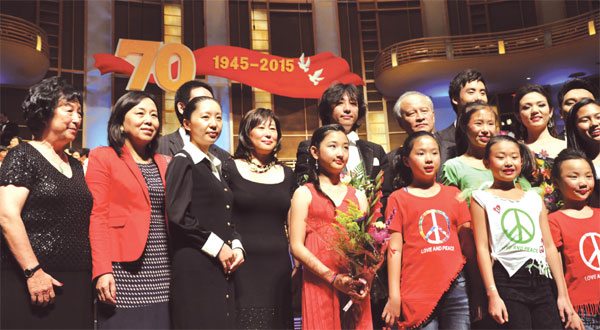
[94,43,364,99]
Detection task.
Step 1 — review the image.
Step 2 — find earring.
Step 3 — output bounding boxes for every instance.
[315,162,319,171]
[120,126,124,133]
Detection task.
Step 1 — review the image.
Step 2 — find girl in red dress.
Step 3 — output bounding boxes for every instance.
[548,149,597,329]
[289,124,372,330]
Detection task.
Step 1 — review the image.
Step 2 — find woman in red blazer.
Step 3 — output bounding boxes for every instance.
[87,91,171,329]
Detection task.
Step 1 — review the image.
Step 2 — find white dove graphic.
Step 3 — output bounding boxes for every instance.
[298,53,311,73]
[308,68,324,86]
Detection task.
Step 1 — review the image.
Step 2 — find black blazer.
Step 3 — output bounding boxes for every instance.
[294,138,388,184]
[157,129,231,162]
[166,148,239,329]
[435,124,458,169]
[382,147,402,195]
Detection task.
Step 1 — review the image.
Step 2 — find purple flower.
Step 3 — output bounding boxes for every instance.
[369,228,389,245]
[385,209,396,226]
[355,215,366,223]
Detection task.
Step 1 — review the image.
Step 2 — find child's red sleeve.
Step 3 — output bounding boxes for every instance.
[456,198,471,227]
[386,191,403,234]
[547,213,563,249]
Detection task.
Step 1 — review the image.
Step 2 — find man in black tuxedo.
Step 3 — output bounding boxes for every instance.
[156,80,230,161]
[294,83,388,185]
[384,91,436,192]
[436,69,488,168]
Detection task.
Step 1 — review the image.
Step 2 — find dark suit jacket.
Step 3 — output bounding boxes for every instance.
[86,146,169,279]
[435,124,458,182]
[294,138,388,185]
[165,147,240,329]
[382,147,402,196]
[0,122,19,146]
[435,124,458,169]
[157,128,231,162]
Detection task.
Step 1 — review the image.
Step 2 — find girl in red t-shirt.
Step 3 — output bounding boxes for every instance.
[548,149,598,329]
[289,124,371,330]
[382,131,478,330]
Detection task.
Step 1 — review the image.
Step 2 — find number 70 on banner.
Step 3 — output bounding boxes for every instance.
[115,39,196,92]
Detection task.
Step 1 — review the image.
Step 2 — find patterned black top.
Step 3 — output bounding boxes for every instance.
[0,143,92,271]
[112,161,171,309]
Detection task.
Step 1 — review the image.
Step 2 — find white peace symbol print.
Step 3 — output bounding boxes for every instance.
[579,232,600,271]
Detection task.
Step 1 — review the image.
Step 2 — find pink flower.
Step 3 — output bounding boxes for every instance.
[368,225,389,245]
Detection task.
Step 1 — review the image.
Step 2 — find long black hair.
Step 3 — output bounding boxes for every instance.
[393,131,440,188]
[234,108,282,162]
[107,91,160,157]
[484,135,537,183]
[306,124,347,206]
[566,98,599,160]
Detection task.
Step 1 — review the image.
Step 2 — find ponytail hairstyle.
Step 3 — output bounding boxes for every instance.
[484,135,538,183]
[455,101,497,156]
[393,131,440,188]
[307,123,347,206]
[182,96,220,122]
[551,148,597,199]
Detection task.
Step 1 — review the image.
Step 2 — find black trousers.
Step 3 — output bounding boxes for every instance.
[491,262,562,329]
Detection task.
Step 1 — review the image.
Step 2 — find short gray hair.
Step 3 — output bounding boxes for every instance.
[392,91,434,119]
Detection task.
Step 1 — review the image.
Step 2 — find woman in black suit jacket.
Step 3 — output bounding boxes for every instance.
[166,96,244,329]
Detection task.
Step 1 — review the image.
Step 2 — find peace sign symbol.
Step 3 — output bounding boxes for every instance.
[579,232,600,271]
[419,209,451,244]
[500,208,535,244]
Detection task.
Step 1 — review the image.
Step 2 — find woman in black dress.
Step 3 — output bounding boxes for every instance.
[166,96,244,329]
[223,108,295,329]
[0,77,93,328]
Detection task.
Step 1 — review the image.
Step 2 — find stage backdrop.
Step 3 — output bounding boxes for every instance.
[93,39,364,150]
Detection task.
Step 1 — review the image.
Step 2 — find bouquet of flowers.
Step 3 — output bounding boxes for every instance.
[333,166,391,312]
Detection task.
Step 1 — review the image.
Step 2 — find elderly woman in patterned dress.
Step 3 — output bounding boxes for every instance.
[87,91,171,328]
